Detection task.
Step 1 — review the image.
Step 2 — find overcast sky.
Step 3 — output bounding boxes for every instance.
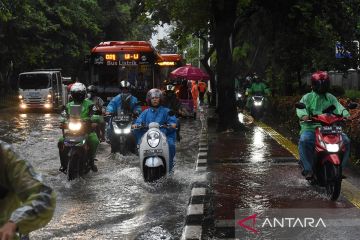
[150,23,170,47]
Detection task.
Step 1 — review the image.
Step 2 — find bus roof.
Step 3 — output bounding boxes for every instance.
[92,41,162,61]
[159,54,183,62]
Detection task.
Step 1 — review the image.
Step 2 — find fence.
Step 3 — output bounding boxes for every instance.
[302,70,360,90]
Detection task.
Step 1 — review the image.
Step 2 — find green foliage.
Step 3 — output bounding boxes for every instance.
[345,90,360,100]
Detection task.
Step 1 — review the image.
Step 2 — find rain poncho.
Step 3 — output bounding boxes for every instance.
[106,94,141,115]
[296,91,350,134]
[0,141,56,238]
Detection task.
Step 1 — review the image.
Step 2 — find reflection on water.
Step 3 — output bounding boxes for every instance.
[249,127,266,163]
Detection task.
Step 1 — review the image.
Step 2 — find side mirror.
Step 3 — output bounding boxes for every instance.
[347,102,358,110]
[295,102,306,109]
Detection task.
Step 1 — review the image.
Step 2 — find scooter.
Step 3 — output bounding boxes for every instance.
[296,102,357,200]
[106,111,136,154]
[250,93,265,119]
[60,105,92,181]
[136,122,172,182]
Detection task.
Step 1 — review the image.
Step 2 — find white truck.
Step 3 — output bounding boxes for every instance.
[18,69,68,111]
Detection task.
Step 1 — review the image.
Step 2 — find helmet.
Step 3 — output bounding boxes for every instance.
[87,85,97,94]
[70,82,87,103]
[311,71,330,94]
[165,84,175,92]
[146,88,163,106]
[253,73,260,82]
[120,80,131,89]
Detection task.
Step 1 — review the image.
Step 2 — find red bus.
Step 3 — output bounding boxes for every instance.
[86,41,163,103]
[157,53,184,86]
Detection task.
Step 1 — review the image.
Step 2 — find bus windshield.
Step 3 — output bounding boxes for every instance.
[19,73,50,89]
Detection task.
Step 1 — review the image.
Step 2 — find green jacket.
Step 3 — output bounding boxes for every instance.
[61,99,101,123]
[0,141,56,237]
[296,91,350,134]
[247,82,270,96]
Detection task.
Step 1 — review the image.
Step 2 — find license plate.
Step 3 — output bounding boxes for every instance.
[320,126,342,134]
[114,115,130,121]
[29,92,40,97]
[144,149,163,156]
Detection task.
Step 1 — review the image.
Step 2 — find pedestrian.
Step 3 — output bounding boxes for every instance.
[191,80,199,112]
[198,80,207,105]
[0,140,56,240]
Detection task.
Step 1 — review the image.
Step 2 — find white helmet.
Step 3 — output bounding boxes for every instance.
[70,82,87,102]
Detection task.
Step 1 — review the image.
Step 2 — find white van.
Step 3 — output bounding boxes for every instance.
[18,69,68,110]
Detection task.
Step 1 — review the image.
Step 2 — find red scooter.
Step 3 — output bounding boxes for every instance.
[296,102,357,200]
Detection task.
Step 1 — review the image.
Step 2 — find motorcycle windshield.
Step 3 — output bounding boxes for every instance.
[69,105,82,118]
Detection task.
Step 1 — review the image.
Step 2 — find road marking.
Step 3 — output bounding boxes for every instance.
[181,225,202,240]
[197,159,207,164]
[256,120,360,209]
[192,187,206,196]
[188,204,204,215]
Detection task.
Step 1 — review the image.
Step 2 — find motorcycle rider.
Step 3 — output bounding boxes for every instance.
[105,81,142,140]
[0,141,56,240]
[132,88,177,170]
[297,71,350,179]
[163,84,183,142]
[58,82,101,172]
[245,73,270,110]
[87,85,106,142]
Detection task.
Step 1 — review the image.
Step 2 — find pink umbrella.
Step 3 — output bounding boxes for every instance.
[169,64,210,81]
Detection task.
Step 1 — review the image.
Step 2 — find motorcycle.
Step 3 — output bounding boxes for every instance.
[235,89,246,111]
[135,122,173,182]
[295,102,357,200]
[250,92,265,119]
[106,111,136,154]
[60,105,92,181]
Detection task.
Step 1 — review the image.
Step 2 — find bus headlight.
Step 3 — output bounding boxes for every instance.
[147,130,160,148]
[44,103,51,109]
[19,95,23,99]
[47,94,52,99]
[68,122,82,131]
[20,104,27,109]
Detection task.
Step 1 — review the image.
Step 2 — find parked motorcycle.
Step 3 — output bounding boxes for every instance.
[106,111,136,154]
[250,93,265,119]
[135,122,172,182]
[60,105,92,181]
[296,102,357,200]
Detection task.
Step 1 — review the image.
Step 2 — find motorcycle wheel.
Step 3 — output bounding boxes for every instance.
[324,163,341,201]
[67,149,80,181]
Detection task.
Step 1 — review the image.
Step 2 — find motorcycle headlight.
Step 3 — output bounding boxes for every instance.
[254,101,263,106]
[112,122,122,134]
[123,126,131,134]
[237,93,242,98]
[325,143,340,153]
[68,122,82,131]
[147,130,160,148]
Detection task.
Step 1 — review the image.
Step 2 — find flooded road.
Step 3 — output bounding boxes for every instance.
[0,109,203,239]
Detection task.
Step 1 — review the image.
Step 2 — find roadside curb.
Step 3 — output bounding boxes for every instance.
[181,106,210,240]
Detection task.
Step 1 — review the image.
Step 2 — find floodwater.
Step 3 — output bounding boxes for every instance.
[0,108,203,239]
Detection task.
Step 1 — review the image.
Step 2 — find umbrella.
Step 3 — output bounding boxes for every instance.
[169,65,210,81]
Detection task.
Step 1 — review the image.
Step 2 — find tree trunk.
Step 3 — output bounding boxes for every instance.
[211,0,240,131]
